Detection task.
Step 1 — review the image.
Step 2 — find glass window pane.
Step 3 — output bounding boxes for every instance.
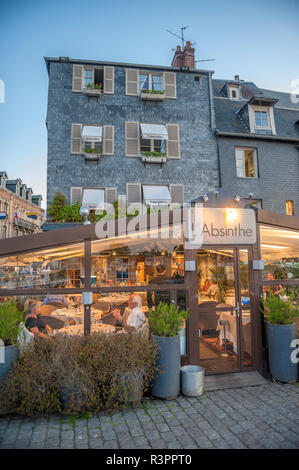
[0,243,84,289]
[139,74,149,91]
[152,75,163,91]
[140,139,151,152]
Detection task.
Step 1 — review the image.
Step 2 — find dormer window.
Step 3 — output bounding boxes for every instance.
[228,85,240,100]
[254,111,269,128]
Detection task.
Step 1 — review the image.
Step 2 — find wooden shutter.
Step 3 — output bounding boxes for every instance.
[70,187,82,205]
[104,66,114,94]
[103,126,114,155]
[71,124,82,154]
[72,65,83,92]
[105,187,117,206]
[164,72,176,99]
[125,122,139,157]
[126,183,142,210]
[126,69,138,96]
[166,124,180,159]
[169,185,184,206]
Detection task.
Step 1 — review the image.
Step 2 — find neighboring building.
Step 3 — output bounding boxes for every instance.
[0,171,44,239]
[212,77,299,216]
[45,43,219,214]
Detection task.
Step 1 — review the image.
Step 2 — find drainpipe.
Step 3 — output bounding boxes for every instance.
[207,72,222,188]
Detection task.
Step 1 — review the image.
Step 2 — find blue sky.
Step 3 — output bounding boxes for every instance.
[0,0,298,207]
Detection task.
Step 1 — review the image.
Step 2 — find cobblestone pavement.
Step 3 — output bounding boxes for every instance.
[0,382,298,449]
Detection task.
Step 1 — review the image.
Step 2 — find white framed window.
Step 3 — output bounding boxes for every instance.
[286,200,294,216]
[139,72,163,92]
[83,67,103,89]
[140,123,168,155]
[81,125,102,155]
[249,105,276,134]
[229,85,240,100]
[235,147,258,178]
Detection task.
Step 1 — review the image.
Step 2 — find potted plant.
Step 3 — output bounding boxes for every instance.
[83,82,103,96]
[0,300,24,378]
[141,151,167,163]
[149,301,188,399]
[261,289,299,382]
[140,89,165,101]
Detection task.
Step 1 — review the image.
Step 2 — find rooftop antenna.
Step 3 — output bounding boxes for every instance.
[166,26,190,48]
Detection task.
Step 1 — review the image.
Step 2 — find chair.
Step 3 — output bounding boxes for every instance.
[92,301,111,314]
[40,316,65,330]
[39,304,57,316]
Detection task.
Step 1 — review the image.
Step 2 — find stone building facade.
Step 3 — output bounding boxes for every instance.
[0,171,44,239]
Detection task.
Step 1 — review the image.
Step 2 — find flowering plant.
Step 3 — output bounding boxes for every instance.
[86,82,102,90]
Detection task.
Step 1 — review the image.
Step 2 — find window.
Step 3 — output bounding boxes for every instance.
[286,200,294,216]
[139,73,163,92]
[83,67,103,89]
[81,188,105,210]
[235,148,258,178]
[248,199,262,209]
[2,225,7,238]
[194,76,201,84]
[255,111,269,128]
[140,123,168,156]
[229,86,240,100]
[81,125,102,155]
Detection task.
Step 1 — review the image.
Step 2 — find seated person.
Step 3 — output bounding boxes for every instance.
[172,263,184,283]
[25,302,53,338]
[41,284,68,307]
[263,272,283,297]
[112,294,145,331]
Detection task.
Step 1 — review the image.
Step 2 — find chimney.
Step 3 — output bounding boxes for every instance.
[171,41,195,69]
[234,75,240,81]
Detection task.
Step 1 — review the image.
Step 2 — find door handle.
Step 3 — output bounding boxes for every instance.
[233,302,240,317]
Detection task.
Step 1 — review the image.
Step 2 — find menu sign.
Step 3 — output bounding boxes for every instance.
[185,207,257,247]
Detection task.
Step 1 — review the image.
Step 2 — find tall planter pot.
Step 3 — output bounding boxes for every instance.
[0,344,19,378]
[267,322,298,383]
[151,335,180,400]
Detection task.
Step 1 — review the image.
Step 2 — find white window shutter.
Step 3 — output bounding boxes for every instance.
[169,185,184,206]
[72,65,83,92]
[70,187,82,205]
[166,124,180,159]
[164,72,176,99]
[125,122,139,157]
[105,187,117,206]
[103,126,114,155]
[104,66,114,94]
[126,183,142,214]
[126,69,138,96]
[71,124,82,154]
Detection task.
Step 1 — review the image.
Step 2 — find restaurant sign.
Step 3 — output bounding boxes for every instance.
[185,206,257,247]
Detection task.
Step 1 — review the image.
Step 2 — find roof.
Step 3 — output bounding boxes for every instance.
[213,78,299,140]
[44,56,213,76]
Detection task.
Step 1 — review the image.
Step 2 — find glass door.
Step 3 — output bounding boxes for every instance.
[197,248,253,374]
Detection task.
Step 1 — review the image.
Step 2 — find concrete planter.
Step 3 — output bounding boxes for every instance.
[267,322,298,383]
[140,92,165,101]
[0,344,19,378]
[142,155,167,164]
[83,88,102,96]
[151,335,180,400]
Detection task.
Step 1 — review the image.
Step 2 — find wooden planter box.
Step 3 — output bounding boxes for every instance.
[83,88,102,97]
[142,155,167,164]
[140,92,165,102]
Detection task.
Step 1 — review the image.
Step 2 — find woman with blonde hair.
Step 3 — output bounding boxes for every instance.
[25,301,53,338]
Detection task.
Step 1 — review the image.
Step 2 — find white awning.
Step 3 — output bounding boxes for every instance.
[82,189,105,209]
[81,126,102,142]
[143,185,171,205]
[140,123,168,140]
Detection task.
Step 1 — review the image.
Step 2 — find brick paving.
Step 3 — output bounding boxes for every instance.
[0,382,298,449]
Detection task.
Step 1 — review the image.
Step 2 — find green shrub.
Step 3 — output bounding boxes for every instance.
[0,300,24,346]
[148,302,188,337]
[0,333,158,416]
[260,289,299,325]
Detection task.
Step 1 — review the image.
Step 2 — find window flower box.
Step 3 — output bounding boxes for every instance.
[83,83,103,96]
[84,149,101,161]
[141,152,167,164]
[140,89,165,101]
